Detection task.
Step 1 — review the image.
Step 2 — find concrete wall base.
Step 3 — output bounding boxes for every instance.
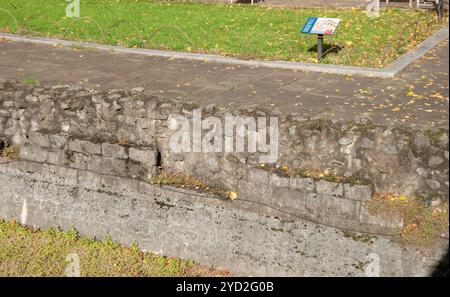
[0,160,446,276]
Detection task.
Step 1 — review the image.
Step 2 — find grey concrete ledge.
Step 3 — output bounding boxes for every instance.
[0,25,448,78]
[1,159,447,276]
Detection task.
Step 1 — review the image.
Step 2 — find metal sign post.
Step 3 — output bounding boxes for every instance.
[317,34,324,61]
[301,17,341,61]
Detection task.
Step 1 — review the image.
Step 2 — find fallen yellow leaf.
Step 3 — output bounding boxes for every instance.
[227,191,238,201]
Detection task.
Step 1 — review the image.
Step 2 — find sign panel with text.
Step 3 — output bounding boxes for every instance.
[301,17,341,35]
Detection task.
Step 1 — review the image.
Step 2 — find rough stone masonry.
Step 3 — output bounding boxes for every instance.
[0,79,447,201]
[0,79,448,275]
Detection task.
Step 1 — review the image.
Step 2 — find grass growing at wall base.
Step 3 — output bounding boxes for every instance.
[150,172,238,200]
[0,220,231,276]
[0,145,19,159]
[258,163,370,185]
[0,0,447,67]
[366,193,449,247]
[22,74,40,86]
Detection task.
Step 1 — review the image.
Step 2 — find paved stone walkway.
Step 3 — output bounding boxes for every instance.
[0,38,448,128]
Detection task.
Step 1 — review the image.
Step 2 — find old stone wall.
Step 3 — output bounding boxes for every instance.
[0,160,446,276]
[0,80,448,275]
[0,80,448,203]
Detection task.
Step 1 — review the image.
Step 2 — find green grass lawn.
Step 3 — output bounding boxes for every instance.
[0,0,447,67]
[0,220,230,276]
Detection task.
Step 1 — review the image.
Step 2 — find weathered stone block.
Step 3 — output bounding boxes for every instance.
[129,147,157,167]
[238,180,273,204]
[338,137,353,146]
[0,110,11,118]
[290,176,315,192]
[96,118,117,132]
[87,155,128,177]
[359,138,374,149]
[47,149,69,165]
[429,156,444,167]
[344,184,373,201]
[416,167,429,177]
[128,161,153,180]
[248,168,269,185]
[315,180,344,198]
[360,207,403,229]
[20,144,48,162]
[148,110,168,120]
[2,123,14,136]
[102,143,128,159]
[49,134,68,150]
[69,139,101,155]
[27,131,50,147]
[413,133,430,150]
[1,100,14,108]
[426,179,441,190]
[271,188,307,214]
[40,163,78,183]
[269,174,290,188]
[306,194,360,220]
[137,118,154,130]
[69,152,89,170]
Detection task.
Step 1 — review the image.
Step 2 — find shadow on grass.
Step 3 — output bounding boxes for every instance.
[308,43,344,60]
[234,0,265,4]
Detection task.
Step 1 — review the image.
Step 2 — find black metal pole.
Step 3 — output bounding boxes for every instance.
[317,34,324,61]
